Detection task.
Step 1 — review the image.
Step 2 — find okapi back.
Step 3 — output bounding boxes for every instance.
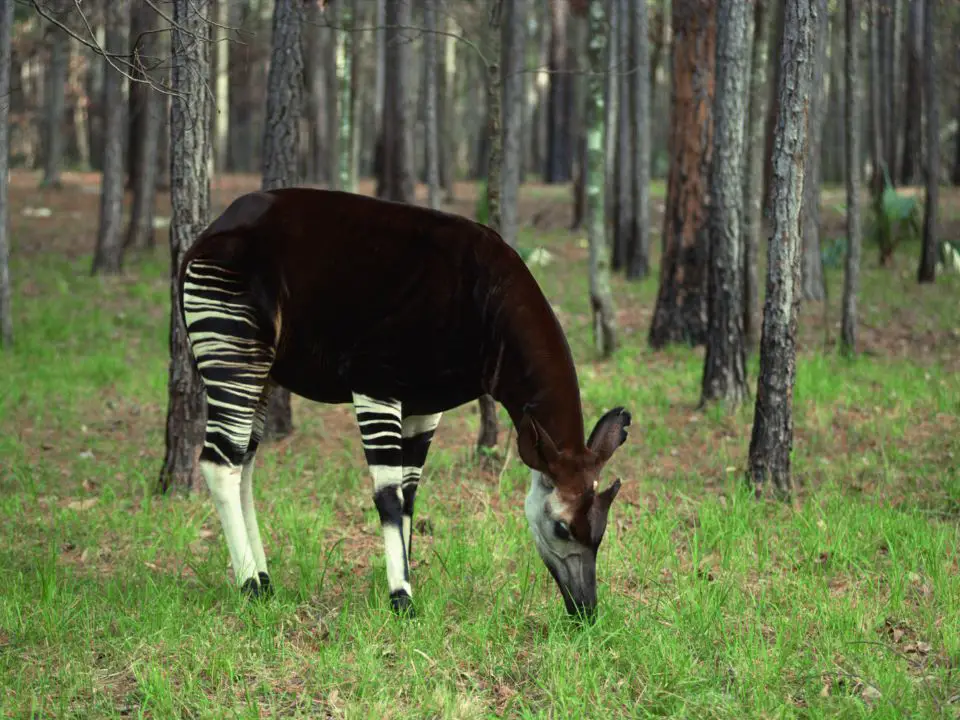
[180,188,586,454]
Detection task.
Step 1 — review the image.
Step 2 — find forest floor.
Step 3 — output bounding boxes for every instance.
[1,171,958,718]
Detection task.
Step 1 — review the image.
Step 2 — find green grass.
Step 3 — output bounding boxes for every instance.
[1,180,959,718]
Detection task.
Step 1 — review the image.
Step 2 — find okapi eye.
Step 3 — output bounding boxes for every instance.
[553,520,571,541]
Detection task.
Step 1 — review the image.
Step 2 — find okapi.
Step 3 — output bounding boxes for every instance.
[179,188,631,619]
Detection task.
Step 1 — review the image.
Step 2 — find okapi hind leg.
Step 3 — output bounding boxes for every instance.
[239,385,273,597]
[352,393,414,615]
[184,259,276,600]
[401,413,442,563]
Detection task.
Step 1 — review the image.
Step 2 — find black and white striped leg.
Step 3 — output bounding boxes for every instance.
[353,393,413,614]
[401,413,442,563]
[239,385,273,597]
[183,260,275,599]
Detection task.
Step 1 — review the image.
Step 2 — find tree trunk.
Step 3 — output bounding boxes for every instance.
[628,0,651,280]
[762,0,785,210]
[159,0,213,494]
[701,0,750,408]
[868,0,885,191]
[742,0,770,351]
[747,0,818,502]
[125,19,164,251]
[477,0,505,453]
[91,0,130,276]
[900,0,922,185]
[0,0,12,347]
[439,15,458,200]
[545,0,572,183]
[570,11,588,231]
[424,0,440,208]
[325,2,340,190]
[884,0,900,181]
[377,0,415,203]
[604,0,619,262]
[613,0,634,274]
[214,0,230,172]
[841,0,862,355]
[41,9,69,189]
[800,0,828,302]
[587,0,617,358]
[649,0,716,349]
[261,0,304,441]
[916,0,938,284]
[501,0,527,247]
[338,0,359,192]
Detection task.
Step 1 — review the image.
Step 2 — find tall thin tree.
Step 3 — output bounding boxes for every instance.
[841,0,862,355]
[701,0,750,408]
[425,0,440,209]
[500,0,527,248]
[159,0,213,493]
[0,0,12,347]
[800,0,828,302]
[747,0,818,501]
[91,0,130,275]
[900,0,922,185]
[262,0,304,441]
[916,0,938,283]
[41,1,69,189]
[377,0,415,203]
[629,0,651,280]
[613,0,634,274]
[586,0,617,357]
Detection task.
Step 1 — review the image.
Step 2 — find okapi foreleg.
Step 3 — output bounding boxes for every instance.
[400,412,442,562]
[353,393,413,613]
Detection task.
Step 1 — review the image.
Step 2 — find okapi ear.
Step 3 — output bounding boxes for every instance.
[587,407,632,464]
[517,412,560,474]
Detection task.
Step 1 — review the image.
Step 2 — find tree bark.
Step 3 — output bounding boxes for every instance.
[261,0,304,441]
[159,0,213,494]
[868,0,885,192]
[0,0,12,347]
[325,1,340,190]
[124,16,164,251]
[841,0,862,355]
[91,0,130,276]
[916,0,938,283]
[570,11,588,230]
[603,0,620,255]
[377,0,415,203]
[613,0,634,274]
[587,0,618,358]
[41,5,69,189]
[425,0,440,208]
[213,0,230,173]
[747,0,818,502]
[628,0,651,280]
[742,0,770,351]
[762,0,785,210]
[900,0,922,185]
[649,0,716,349]
[800,0,828,302]
[701,0,750,408]
[545,0,572,183]
[501,0,527,247]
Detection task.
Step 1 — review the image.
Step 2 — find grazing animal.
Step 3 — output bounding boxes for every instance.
[179,188,631,618]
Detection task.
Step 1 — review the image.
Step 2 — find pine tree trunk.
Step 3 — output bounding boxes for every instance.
[125,24,163,251]
[477,0,505,453]
[325,2,340,190]
[900,0,922,185]
[869,0,885,191]
[214,0,230,172]
[262,0,304,442]
[916,0,938,284]
[762,0,785,210]
[884,0,900,180]
[159,0,213,494]
[586,0,618,358]
[500,0,527,248]
[378,0,415,203]
[569,11,588,231]
[604,0,619,260]
[742,0,770,351]
[800,0,828,302]
[439,17,458,200]
[91,0,130,276]
[41,9,69,189]
[701,0,750,408]
[545,0,572,183]
[649,0,715,349]
[841,0,862,355]
[614,0,634,274]
[0,0,12,347]
[628,0,651,280]
[747,0,818,502]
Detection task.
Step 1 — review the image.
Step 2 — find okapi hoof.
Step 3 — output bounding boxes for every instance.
[390,590,416,617]
[240,572,274,601]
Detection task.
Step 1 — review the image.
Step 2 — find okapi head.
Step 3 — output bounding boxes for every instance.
[518,406,631,620]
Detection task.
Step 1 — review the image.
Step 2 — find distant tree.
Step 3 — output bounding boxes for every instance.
[747,0,817,501]
[500,0,527,247]
[868,0,884,192]
[613,0,634,275]
[742,0,771,350]
[701,0,750,408]
[477,0,505,453]
[325,1,340,190]
[40,1,69,189]
[800,0,828,302]
[377,0,415,203]
[629,0,651,280]
[900,0,922,185]
[337,0,360,191]
[262,0,304,442]
[917,0,938,284]
[841,0,862,355]
[586,0,617,357]
[159,0,213,494]
[91,0,130,276]
[649,0,716,349]
[213,0,230,172]
[603,0,620,257]
[0,0,12,348]
[425,0,440,209]
[544,0,572,183]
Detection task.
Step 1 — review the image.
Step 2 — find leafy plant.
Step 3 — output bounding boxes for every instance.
[821,235,848,270]
[867,167,920,266]
[474,180,489,226]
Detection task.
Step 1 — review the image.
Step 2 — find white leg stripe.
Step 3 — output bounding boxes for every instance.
[201,461,258,585]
